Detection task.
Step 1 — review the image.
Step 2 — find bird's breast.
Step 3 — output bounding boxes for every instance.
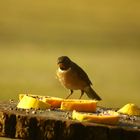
[56,67,87,90]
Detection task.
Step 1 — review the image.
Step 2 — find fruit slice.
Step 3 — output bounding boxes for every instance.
[61,99,97,112]
[72,110,120,125]
[117,103,140,116]
[19,94,64,108]
[17,95,51,109]
[19,94,98,110]
[42,96,63,108]
[19,94,44,101]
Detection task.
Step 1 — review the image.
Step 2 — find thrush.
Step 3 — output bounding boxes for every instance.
[56,56,102,100]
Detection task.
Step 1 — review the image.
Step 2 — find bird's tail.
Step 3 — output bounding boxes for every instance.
[84,86,102,101]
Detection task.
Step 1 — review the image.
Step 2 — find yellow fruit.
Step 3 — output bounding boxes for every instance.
[17,95,51,109]
[19,94,43,101]
[60,99,97,112]
[19,94,98,110]
[19,94,64,108]
[118,103,140,116]
[72,110,120,125]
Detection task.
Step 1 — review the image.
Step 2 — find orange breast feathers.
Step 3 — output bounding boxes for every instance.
[56,67,87,90]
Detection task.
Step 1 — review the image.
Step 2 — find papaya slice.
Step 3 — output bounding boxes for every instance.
[118,103,140,116]
[42,96,63,108]
[17,95,51,109]
[72,110,120,125]
[60,99,97,112]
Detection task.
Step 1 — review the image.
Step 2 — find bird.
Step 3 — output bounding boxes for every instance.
[56,56,102,100]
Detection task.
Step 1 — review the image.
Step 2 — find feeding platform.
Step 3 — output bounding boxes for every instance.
[0,100,140,140]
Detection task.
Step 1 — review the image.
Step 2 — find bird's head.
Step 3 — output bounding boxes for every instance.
[57,56,71,70]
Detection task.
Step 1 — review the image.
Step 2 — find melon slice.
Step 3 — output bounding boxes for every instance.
[42,96,63,108]
[61,99,97,112]
[72,110,120,125]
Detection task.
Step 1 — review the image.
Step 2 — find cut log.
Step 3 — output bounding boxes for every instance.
[0,100,139,140]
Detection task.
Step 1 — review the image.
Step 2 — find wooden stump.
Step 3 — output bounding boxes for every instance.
[0,100,140,140]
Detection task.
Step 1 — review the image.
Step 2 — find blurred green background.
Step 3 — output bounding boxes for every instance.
[0,0,140,112]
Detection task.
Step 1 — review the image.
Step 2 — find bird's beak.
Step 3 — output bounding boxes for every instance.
[57,62,63,67]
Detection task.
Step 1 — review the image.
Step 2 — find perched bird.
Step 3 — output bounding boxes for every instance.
[56,56,102,100]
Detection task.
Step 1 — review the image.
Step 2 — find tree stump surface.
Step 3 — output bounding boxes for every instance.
[0,100,140,140]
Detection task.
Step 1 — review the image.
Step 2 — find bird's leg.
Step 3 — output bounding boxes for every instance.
[79,90,84,99]
[65,90,73,99]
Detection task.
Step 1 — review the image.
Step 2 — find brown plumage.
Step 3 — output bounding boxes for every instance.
[56,56,102,100]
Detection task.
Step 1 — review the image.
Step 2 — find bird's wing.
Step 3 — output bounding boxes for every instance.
[71,62,92,85]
